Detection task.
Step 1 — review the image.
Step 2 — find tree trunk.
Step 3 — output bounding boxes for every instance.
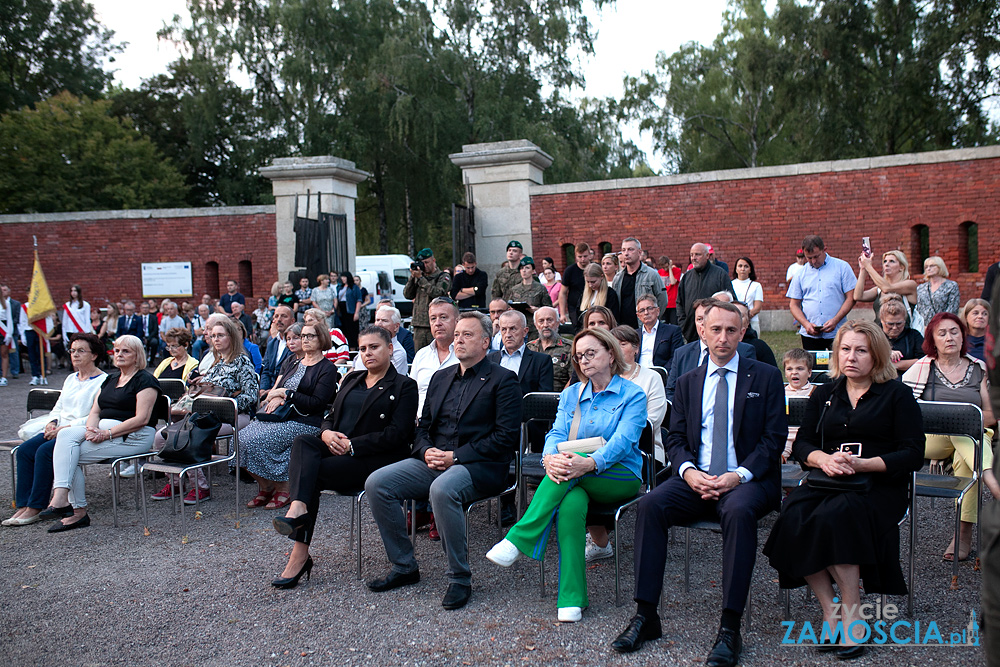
[374,161,389,254]
[405,182,415,258]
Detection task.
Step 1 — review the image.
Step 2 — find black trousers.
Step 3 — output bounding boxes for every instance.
[633,475,773,615]
[288,433,400,545]
[800,335,833,351]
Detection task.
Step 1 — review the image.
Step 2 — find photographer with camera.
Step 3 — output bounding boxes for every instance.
[404,248,452,351]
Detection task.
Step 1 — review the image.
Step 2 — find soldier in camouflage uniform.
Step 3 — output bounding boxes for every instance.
[491,240,525,300]
[506,257,552,340]
[403,248,451,351]
[527,305,573,392]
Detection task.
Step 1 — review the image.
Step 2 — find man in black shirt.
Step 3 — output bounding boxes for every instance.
[558,242,591,331]
[450,252,489,309]
[677,243,736,343]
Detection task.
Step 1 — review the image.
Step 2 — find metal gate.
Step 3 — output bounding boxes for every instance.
[292,192,348,279]
[452,203,475,263]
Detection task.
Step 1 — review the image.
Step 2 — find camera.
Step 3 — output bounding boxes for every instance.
[411,261,424,272]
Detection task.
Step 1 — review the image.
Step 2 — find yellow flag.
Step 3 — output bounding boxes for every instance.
[27,250,56,322]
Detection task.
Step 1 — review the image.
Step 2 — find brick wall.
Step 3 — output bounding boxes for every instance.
[0,208,277,309]
[530,151,999,309]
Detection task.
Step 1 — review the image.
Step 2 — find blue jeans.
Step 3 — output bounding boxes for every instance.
[9,339,19,377]
[16,433,56,509]
[192,338,209,360]
[25,329,42,377]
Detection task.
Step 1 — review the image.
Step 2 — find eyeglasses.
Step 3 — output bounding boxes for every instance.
[69,348,91,355]
[208,333,228,339]
[572,349,601,363]
[637,306,658,314]
[300,333,318,341]
[165,344,183,350]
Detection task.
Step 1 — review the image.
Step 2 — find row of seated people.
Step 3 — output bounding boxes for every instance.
[5,304,992,664]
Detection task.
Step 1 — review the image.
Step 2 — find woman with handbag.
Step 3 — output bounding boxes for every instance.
[901,312,999,561]
[270,325,419,588]
[3,334,107,526]
[40,335,162,532]
[763,320,924,659]
[486,327,647,623]
[240,322,339,510]
[150,317,258,504]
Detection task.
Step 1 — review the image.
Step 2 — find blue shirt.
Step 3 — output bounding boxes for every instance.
[499,343,525,375]
[243,340,262,374]
[786,254,856,339]
[544,374,648,479]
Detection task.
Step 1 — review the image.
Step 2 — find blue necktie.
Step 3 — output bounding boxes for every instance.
[709,368,729,476]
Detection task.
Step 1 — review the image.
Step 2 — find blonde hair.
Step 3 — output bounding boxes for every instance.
[270,281,282,298]
[113,334,147,370]
[882,250,910,280]
[570,328,628,380]
[828,320,897,384]
[580,262,610,310]
[924,255,949,277]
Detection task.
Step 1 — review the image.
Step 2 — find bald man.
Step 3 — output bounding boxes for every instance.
[676,243,736,343]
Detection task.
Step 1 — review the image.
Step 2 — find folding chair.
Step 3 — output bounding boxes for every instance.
[139,396,241,531]
[649,365,668,389]
[514,392,561,518]
[104,393,172,527]
[6,388,63,506]
[157,378,187,402]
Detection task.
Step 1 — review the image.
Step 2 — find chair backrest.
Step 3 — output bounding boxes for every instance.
[191,396,240,428]
[521,391,561,453]
[917,400,983,444]
[649,365,668,389]
[27,388,61,417]
[157,378,187,401]
[152,394,172,427]
[786,396,810,428]
[637,422,655,489]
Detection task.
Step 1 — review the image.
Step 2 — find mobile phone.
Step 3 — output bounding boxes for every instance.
[861,237,872,258]
[840,443,862,457]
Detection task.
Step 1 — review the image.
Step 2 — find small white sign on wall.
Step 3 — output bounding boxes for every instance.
[142,262,193,298]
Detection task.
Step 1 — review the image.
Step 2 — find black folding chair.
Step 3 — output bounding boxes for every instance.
[103,394,172,527]
[157,378,187,402]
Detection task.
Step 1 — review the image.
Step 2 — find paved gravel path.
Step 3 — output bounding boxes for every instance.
[0,369,987,666]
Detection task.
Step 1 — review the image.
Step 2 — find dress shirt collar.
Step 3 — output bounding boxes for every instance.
[501,342,526,360]
[706,352,740,378]
[642,320,659,335]
[580,373,625,401]
[456,355,489,379]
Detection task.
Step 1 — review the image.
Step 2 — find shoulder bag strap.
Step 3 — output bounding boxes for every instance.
[568,381,588,440]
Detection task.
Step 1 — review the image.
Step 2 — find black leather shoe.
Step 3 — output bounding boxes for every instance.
[37,505,73,520]
[441,583,472,610]
[836,644,866,660]
[816,638,839,653]
[706,627,742,667]
[500,504,517,528]
[611,613,662,653]
[366,569,420,592]
[47,514,91,533]
[273,514,310,541]
[271,556,313,589]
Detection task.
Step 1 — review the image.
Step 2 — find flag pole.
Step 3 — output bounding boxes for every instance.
[32,236,47,383]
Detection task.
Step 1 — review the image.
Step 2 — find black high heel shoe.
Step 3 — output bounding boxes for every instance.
[271,556,313,589]
[273,513,310,541]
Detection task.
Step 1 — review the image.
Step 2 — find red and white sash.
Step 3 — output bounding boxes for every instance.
[63,303,86,334]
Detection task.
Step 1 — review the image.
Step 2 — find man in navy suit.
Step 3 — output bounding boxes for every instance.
[365,312,521,611]
[487,310,553,395]
[116,301,142,339]
[635,293,684,373]
[666,298,756,402]
[612,302,785,665]
[259,305,295,394]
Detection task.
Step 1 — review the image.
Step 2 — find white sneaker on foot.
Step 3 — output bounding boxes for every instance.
[0,377,7,386]
[29,376,39,386]
[38,376,48,385]
[557,607,583,622]
[486,539,522,567]
[585,533,613,562]
[112,464,137,479]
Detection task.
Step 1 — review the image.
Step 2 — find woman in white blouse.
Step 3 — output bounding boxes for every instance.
[61,284,93,346]
[3,333,107,526]
[731,257,764,334]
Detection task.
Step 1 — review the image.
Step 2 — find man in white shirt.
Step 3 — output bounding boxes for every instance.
[785,249,807,285]
[353,305,408,376]
[635,293,684,372]
[488,298,508,352]
[410,297,459,414]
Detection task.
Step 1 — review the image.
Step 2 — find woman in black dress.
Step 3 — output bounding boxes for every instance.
[763,320,923,659]
[271,326,418,588]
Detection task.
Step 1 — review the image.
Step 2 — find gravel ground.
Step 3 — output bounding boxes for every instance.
[0,369,988,666]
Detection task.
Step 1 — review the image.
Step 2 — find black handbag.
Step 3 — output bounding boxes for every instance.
[159,412,222,464]
[255,402,301,422]
[806,469,873,493]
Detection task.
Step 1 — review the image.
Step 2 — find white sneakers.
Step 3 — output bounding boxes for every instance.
[557,607,583,622]
[585,533,614,562]
[110,464,137,479]
[486,539,522,567]
[0,377,7,386]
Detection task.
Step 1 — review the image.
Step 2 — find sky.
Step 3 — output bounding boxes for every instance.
[89,0,733,172]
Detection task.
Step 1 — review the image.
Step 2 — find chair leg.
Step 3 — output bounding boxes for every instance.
[745,586,752,632]
[614,519,622,606]
[9,448,16,508]
[356,492,365,580]
[539,558,545,597]
[684,527,691,594]
[951,501,961,588]
[111,462,119,528]
[140,466,150,530]
[909,485,917,616]
[782,587,790,621]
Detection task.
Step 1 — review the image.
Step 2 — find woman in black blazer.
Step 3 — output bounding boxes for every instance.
[271,325,418,588]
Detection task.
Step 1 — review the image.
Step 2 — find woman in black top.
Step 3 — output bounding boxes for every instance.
[763,320,923,658]
[271,326,418,588]
[43,334,161,532]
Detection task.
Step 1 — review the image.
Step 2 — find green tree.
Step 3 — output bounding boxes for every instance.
[0,0,122,113]
[0,92,188,213]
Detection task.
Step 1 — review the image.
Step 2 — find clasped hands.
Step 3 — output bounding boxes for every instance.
[682,468,740,500]
[261,387,287,414]
[817,450,871,476]
[424,447,456,471]
[84,425,113,443]
[543,452,596,484]
[321,430,351,456]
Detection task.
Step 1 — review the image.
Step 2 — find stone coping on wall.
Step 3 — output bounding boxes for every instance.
[0,205,276,225]
[531,145,1000,196]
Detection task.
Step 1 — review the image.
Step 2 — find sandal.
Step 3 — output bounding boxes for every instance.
[266,492,291,510]
[247,490,273,508]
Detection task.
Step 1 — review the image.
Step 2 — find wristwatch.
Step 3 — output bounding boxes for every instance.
[735,470,748,484]
[285,389,294,400]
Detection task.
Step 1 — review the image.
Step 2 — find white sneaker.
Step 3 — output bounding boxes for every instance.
[486,539,522,567]
[39,377,48,385]
[113,464,137,478]
[29,376,39,386]
[0,377,7,386]
[557,607,583,622]
[585,533,613,562]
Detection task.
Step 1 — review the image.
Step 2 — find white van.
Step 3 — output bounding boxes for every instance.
[355,269,392,313]
[356,254,415,316]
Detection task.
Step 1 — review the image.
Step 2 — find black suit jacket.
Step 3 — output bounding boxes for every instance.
[665,339,756,401]
[277,357,340,427]
[260,335,294,392]
[117,315,142,339]
[487,347,554,395]
[323,365,418,459]
[666,355,786,498]
[636,322,685,373]
[413,358,522,496]
[138,314,158,341]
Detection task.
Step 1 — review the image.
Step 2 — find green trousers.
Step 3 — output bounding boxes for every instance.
[505,463,641,608]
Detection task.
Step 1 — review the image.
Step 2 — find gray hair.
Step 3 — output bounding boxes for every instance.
[499,309,527,329]
[533,306,558,323]
[711,291,733,303]
[376,305,402,325]
[636,293,658,308]
[622,237,642,250]
[429,296,459,315]
[459,311,493,340]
